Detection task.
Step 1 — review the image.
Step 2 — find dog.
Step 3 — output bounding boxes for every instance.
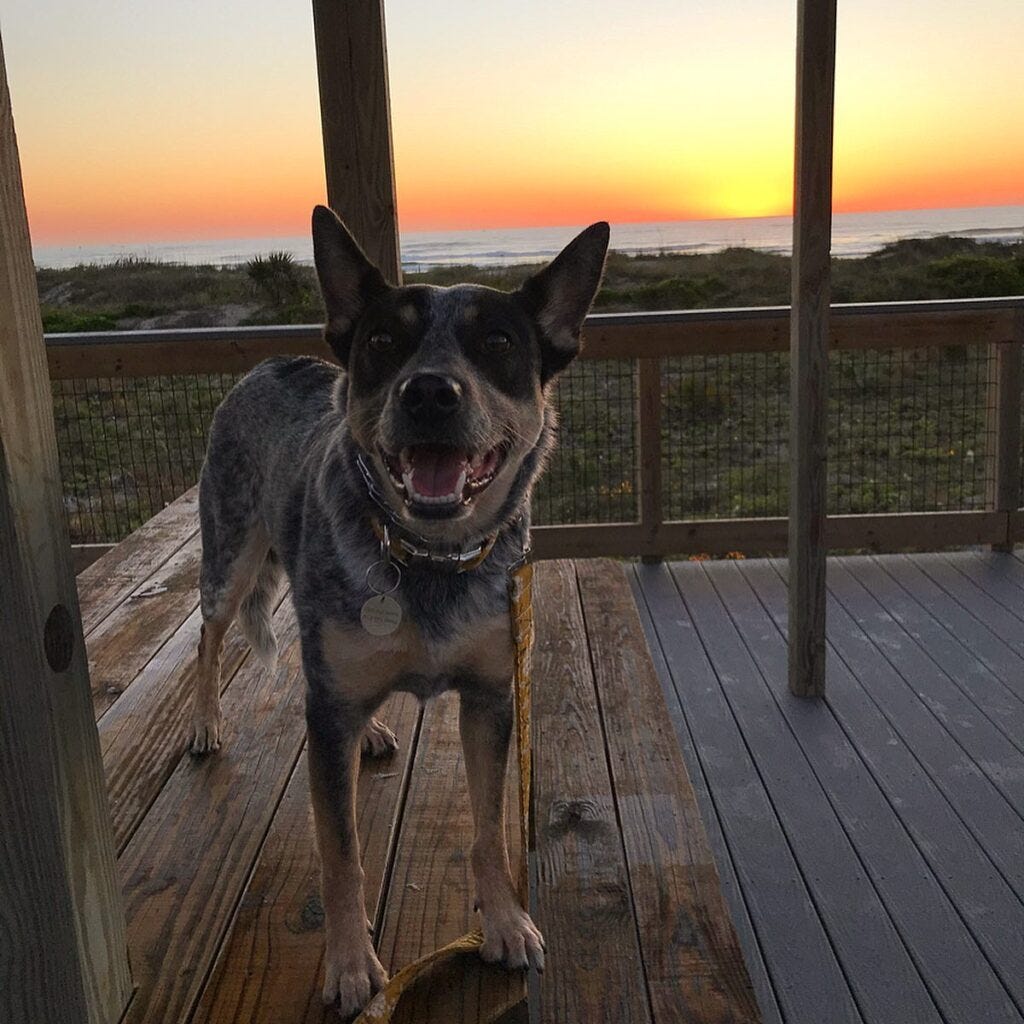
[191,205,609,1017]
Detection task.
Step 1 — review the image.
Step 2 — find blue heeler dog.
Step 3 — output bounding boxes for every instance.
[191,205,609,1017]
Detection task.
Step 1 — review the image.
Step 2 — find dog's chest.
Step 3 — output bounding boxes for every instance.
[320,606,514,702]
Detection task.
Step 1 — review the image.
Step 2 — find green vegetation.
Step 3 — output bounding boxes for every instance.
[39,235,1022,544]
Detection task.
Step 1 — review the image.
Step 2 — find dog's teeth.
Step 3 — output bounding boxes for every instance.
[402,469,415,493]
[456,470,467,495]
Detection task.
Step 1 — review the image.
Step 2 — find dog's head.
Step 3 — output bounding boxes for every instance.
[312,205,608,543]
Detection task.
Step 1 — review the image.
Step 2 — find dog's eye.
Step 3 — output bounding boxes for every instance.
[483,331,512,354]
[368,332,393,353]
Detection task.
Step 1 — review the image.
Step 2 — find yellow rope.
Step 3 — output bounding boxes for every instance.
[354,561,534,1023]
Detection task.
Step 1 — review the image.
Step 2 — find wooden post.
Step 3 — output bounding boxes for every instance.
[638,356,664,562]
[788,0,837,697]
[0,33,132,1024]
[986,324,1023,551]
[312,0,402,285]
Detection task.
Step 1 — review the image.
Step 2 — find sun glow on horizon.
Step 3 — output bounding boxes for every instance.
[3,0,1023,246]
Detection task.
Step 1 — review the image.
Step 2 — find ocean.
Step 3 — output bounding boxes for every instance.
[31,205,1024,271]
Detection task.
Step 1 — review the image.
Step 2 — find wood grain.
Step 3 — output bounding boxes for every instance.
[192,692,422,1024]
[76,485,199,635]
[576,560,760,1023]
[87,530,203,719]
[43,302,1023,380]
[97,587,289,852]
[530,510,1008,561]
[531,560,652,1024]
[788,0,837,696]
[312,0,402,285]
[119,600,308,1024]
[0,31,131,1024]
[374,690,526,1024]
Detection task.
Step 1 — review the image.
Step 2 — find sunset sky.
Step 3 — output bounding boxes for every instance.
[2,0,1022,244]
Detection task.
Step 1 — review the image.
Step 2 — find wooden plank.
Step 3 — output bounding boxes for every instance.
[839,557,1024,754]
[938,551,1024,623]
[987,338,1023,551]
[87,530,203,719]
[875,555,1024,703]
[529,560,652,1024]
[788,0,837,697]
[47,328,332,380]
[634,562,863,1024]
[911,553,1024,654]
[638,357,663,558]
[119,600,307,1024]
[628,567,783,1024]
[374,690,527,1024]
[974,549,1024,592]
[192,692,422,1024]
[774,558,1024,896]
[673,561,938,1022]
[99,607,249,851]
[76,485,199,635]
[710,559,1019,1024]
[532,511,1005,562]
[744,559,1024,1014]
[825,558,1024,815]
[0,30,131,1024]
[312,0,402,284]
[43,302,1024,379]
[576,560,760,1022]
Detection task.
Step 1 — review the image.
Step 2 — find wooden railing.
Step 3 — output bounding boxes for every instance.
[46,296,1024,561]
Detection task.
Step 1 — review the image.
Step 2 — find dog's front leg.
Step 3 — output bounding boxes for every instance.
[459,683,545,972]
[306,689,387,1015]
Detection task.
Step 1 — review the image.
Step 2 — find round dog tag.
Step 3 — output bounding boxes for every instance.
[361,594,403,636]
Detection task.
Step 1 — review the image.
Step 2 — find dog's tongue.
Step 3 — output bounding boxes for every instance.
[407,446,467,498]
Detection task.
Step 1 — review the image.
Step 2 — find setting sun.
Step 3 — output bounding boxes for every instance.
[2,0,1022,244]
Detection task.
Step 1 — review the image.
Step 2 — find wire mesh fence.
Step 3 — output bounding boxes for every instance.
[532,358,638,525]
[52,373,238,543]
[52,343,1000,545]
[660,345,997,520]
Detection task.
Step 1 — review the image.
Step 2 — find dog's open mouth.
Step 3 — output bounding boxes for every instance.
[381,443,507,511]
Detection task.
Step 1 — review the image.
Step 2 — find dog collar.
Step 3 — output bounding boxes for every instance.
[369,516,498,573]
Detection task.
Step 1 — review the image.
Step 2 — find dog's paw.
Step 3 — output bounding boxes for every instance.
[322,943,388,1017]
[361,717,398,758]
[479,903,545,972]
[190,715,222,754]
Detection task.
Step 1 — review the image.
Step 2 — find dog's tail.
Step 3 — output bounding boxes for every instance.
[239,549,282,672]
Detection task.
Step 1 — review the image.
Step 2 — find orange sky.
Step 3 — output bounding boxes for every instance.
[3,0,1023,244]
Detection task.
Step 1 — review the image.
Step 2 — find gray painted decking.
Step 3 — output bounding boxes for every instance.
[631,550,1024,1024]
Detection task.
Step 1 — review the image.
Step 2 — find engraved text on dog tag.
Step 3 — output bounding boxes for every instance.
[361,594,403,636]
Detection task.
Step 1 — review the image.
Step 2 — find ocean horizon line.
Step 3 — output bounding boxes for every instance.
[31,203,1024,271]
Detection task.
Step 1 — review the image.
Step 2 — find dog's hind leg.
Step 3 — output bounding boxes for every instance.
[192,522,272,753]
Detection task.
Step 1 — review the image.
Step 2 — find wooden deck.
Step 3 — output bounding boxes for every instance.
[79,488,757,1024]
[632,554,1024,1024]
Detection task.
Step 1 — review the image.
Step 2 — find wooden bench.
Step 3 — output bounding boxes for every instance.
[79,488,759,1023]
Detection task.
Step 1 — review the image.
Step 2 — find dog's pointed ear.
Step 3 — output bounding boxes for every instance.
[312,205,388,367]
[518,221,610,382]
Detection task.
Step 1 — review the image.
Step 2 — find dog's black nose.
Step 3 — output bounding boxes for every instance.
[399,374,463,420]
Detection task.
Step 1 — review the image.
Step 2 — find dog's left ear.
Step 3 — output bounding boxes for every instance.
[312,205,388,367]
[518,221,610,382]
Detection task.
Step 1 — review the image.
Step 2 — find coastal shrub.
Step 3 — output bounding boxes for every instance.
[925,254,1024,297]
